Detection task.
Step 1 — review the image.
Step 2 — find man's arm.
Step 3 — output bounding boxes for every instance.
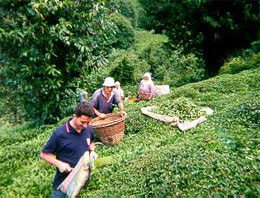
[118,101,126,116]
[89,89,106,119]
[40,152,71,173]
[93,107,106,119]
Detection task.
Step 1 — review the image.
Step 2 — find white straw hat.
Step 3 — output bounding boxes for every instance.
[103,77,115,87]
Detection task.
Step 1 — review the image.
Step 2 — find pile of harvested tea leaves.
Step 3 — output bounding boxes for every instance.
[152,97,206,122]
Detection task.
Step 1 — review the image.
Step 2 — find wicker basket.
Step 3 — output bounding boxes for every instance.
[90,113,126,146]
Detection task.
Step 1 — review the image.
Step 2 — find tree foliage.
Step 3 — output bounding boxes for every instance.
[139,0,260,74]
[106,12,135,50]
[109,51,150,85]
[0,0,113,124]
[106,0,144,28]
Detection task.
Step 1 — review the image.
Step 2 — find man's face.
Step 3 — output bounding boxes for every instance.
[74,115,92,132]
[104,86,114,95]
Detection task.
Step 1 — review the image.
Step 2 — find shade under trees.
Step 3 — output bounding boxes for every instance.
[139,0,260,74]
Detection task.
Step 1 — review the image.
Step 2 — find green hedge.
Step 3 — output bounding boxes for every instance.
[219,53,260,75]
[1,67,259,197]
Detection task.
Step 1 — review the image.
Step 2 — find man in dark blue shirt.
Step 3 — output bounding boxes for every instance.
[40,102,95,198]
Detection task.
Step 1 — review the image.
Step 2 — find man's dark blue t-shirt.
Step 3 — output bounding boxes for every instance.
[42,120,94,189]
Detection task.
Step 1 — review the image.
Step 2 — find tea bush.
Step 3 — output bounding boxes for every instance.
[219,52,260,75]
[227,101,260,128]
[82,67,260,197]
[107,31,167,86]
[1,67,260,197]
[121,84,139,98]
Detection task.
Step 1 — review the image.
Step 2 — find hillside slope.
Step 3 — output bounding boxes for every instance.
[0,67,259,197]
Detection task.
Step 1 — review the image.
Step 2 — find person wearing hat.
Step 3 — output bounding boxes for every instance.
[138,72,155,101]
[89,77,126,119]
[114,81,125,99]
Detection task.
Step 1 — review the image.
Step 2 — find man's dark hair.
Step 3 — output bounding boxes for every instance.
[75,102,94,118]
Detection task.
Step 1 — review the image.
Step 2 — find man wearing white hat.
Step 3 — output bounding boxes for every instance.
[89,77,126,119]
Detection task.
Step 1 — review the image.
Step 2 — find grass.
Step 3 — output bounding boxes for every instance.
[0,67,259,197]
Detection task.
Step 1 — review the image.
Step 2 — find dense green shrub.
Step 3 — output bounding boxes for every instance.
[118,0,144,28]
[109,51,150,85]
[227,101,260,128]
[250,40,260,53]
[136,35,171,81]
[108,0,144,28]
[160,51,205,87]
[107,12,135,50]
[134,31,169,53]
[0,0,113,124]
[219,53,260,75]
[84,66,110,96]
[121,84,139,97]
[131,31,205,87]
[0,81,26,125]
[105,30,205,91]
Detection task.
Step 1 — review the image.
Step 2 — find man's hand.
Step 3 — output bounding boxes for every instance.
[56,161,72,173]
[89,141,95,151]
[120,111,127,117]
[90,151,98,161]
[98,113,106,119]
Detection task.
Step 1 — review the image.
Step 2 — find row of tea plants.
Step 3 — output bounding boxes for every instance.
[0,67,259,197]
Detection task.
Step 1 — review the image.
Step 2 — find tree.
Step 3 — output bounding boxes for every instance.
[139,0,260,74]
[0,0,113,124]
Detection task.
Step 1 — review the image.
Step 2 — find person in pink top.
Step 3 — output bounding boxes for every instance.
[138,72,155,101]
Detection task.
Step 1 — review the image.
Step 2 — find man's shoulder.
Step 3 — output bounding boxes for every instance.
[53,123,66,136]
[93,88,102,95]
[86,124,93,132]
[90,88,102,100]
[82,125,94,137]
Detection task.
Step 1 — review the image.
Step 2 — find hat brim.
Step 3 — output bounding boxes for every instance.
[103,83,115,87]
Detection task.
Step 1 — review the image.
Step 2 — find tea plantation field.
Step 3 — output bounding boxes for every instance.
[0,67,259,197]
